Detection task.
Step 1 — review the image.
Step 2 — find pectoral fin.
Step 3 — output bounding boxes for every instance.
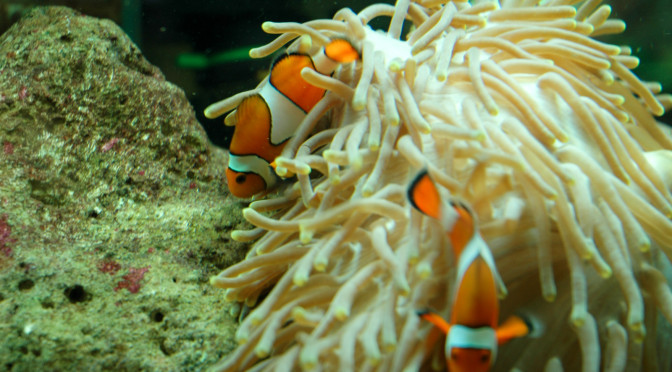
[418,309,451,334]
[496,315,531,345]
[408,170,441,219]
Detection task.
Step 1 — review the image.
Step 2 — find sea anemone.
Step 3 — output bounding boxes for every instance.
[206,0,672,370]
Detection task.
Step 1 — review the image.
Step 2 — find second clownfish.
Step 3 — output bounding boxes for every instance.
[225,39,359,198]
[408,171,531,372]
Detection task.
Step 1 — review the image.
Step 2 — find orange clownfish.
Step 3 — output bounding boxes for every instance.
[226,39,359,198]
[408,171,531,372]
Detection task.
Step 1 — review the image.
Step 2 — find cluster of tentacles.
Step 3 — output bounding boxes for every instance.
[206,1,672,371]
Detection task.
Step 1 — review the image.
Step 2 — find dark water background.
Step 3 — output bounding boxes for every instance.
[1,0,669,148]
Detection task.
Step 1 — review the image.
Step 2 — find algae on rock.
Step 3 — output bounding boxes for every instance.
[0,6,245,371]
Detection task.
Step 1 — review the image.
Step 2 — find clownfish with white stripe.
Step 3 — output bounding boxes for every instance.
[408,171,531,372]
[224,39,359,198]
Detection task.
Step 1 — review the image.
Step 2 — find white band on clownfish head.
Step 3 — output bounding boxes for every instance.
[446,325,497,362]
[260,80,307,145]
[228,153,277,189]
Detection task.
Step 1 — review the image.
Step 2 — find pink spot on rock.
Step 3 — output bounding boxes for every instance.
[3,141,13,155]
[101,137,120,153]
[18,86,27,100]
[0,214,15,257]
[97,260,121,275]
[114,266,150,294]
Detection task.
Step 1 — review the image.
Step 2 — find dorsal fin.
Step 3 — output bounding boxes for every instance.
[447,201,476,257]
[408,170,441,219]
[269,53,325,112]
[324,38,359,63]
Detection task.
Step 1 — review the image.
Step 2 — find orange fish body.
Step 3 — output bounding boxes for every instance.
[226,39,359,198]
[408,171,530,372]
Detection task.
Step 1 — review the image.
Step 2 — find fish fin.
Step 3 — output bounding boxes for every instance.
[231,94,273,156]
[269,53,324,112]
[408,170,441,219]
[417,309,451,335]
[495,315,530,345]
[324,38,360,63]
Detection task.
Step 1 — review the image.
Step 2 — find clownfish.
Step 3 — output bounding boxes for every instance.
[408,171,531,372]
[225,39,359,198]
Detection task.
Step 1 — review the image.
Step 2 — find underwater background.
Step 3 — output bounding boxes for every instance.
[1,0,669,148]
[0,1,670,371]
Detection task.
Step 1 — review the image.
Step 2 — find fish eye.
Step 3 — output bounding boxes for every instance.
[451,352,458,360]
[235,174,247,184]
[480,351,490,363]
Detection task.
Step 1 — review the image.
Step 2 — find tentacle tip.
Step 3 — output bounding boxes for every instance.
[334,308,349,321]
[313,259,327,272]
[300,360,317,371]
[600,268,613,279]
[293,273,308,287]
[297,165,312,175]
[300,233,313,244]
[367,356,381,366]
[203,108,217,119]
[292,306,306,320]
[417,266,432,280]
[472,131,487,141]
[639,242,651,252]
[543,293,556,303]
[408,254,419,266]
[224,289,237,302]
[230,230,244,241]
[249,316,263,326]
[255,348,270,359]
[629,323,646,343]
[398,282,411,297]
[249,48,263,59]
[570,316,585,328]
[352,99,366,111]
[351,157,363,171]
[389,59,403,72]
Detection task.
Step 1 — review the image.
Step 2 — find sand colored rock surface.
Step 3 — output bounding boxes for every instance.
[0,7,245,371]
